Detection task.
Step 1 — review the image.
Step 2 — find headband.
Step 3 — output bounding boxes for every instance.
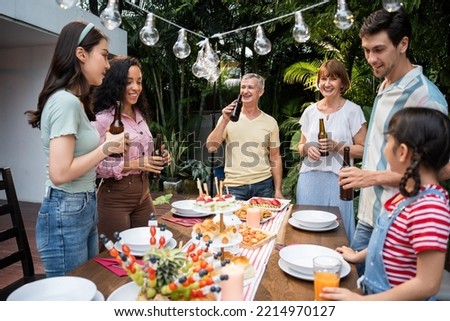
[77,23,95,46]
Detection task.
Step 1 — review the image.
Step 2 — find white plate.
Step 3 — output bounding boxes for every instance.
[7,276,97,301]
[193,204,241,215]
[278,258,350,281]
[114,238,177,256]
[171,208,212,218]
[92,290,105,301]
[288,218,339,232]
[212,213,242,226]
[191,231,243,248]
[292,210,337,229]
[119,226,173,253]
[171,200,197,215]
[247,197,291,211]
[108,281,223,301]
[279,244,346,275]
[107,281,141,301]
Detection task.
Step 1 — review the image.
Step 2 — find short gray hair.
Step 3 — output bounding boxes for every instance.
[241,73,265,90]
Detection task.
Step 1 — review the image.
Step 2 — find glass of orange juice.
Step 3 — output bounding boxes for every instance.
[313,256,342,301]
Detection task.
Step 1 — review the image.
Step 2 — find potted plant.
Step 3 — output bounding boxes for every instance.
[162,130,189,194]
[178,159,211,194]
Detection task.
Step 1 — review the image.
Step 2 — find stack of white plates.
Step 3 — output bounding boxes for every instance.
[171,200,211,217]
[290,210,338,231]
[118,226,174,254]
[278,244,350,281]
[7,276,104,301]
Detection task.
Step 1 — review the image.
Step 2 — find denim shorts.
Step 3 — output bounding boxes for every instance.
[36,187,99,277]
[227,177,274,201]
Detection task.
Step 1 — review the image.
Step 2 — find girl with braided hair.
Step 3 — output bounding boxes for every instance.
[320,107,450,300]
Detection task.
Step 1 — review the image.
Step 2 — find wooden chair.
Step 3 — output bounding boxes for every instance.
[0,167,45,300]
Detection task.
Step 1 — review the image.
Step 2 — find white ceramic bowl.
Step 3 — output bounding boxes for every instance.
[7,276,97,301]
[171,200,197,215]
[279,244,343,275]
[292,210,337,229]
[119,226,173,252]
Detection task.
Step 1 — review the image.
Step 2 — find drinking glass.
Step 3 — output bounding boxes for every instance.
[313,256,341,301]
[246,207,261,228]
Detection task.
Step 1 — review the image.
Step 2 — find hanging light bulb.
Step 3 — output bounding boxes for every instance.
[203,40,220,68]
[292,11,310,43]
[139,13,159,46]
[334,0,354,30]
[173,29,191,59]
[207,66,221,83]
[55,0,78,9]
[253,25,272,55]
[382,0,402,12]
[100,0,122,31]
[192,49,207,79]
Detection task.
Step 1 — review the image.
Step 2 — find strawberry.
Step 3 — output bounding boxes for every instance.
[271,198,281,207]
[249,198,258,205]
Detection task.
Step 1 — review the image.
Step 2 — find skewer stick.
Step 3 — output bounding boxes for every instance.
[203,183,209,196]
[196,178,203,196]
[214,177,219,197]
[219,213,225,261]
[219,180,223,198]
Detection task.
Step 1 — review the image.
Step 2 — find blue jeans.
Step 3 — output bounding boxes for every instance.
[351,220,374,277]
[36,187,99,277]
[227,177,274,201]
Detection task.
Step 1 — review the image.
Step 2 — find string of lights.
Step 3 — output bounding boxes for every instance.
[55,0,403,81]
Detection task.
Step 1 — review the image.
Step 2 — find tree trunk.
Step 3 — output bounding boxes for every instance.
[178,62,185,133]
[151,67,165,127]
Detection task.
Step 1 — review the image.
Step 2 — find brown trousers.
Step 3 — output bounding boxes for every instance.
[97,173,156,241]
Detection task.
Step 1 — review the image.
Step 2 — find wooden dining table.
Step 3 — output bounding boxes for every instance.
[69,204,360,301]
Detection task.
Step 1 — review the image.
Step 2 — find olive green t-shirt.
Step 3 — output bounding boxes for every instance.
[40,90,100,193]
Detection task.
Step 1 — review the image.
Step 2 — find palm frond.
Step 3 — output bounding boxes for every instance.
[283,61,322,91]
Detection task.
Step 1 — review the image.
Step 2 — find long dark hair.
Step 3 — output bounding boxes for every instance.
[26,21,107,128]
[387,107,450,197]
[93,56,151,122]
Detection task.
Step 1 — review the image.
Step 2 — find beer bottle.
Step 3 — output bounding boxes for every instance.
[318,118,329,157]
[109,101,124,157]
[230,94,243,122]
[153,133,163,157]
[340,146,354,201]
[152,133,163,180]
